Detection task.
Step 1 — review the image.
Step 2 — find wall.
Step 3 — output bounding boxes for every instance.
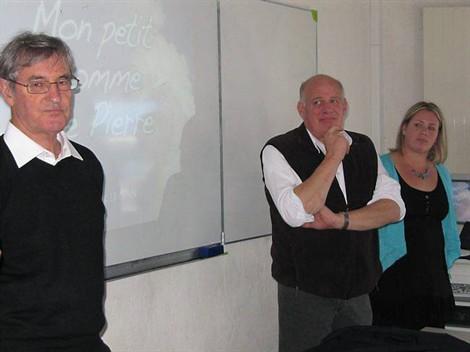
[423,7,470,174]
[380,0,470,152]
[104,236,276,352]
[102,1,470,351]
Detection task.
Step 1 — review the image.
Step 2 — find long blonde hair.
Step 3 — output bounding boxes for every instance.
[391,101,447,163]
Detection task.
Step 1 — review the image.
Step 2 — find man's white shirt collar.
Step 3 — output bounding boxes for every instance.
[305,128,352,155]
[4,122,83,168]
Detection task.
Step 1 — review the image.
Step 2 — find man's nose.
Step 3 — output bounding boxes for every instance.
[47,83,62,102]
[322,102,335,111]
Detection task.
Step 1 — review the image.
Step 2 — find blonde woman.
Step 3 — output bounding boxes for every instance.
[371,101,460,329]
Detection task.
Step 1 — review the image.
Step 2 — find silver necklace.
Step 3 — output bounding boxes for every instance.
[411,168,430,180]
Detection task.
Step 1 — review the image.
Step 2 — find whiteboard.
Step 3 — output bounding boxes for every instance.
[0,0,221,266]
[0,0,317,268]
[220,0,317,242]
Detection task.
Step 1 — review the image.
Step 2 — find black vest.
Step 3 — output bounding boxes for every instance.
[262,124,381,299]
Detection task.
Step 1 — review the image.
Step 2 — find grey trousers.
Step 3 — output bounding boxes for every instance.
[278,283,372,352]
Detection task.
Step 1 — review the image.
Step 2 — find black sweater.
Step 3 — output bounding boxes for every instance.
[0,137,107,350]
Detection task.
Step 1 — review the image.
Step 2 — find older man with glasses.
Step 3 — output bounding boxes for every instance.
[0,31,110,352]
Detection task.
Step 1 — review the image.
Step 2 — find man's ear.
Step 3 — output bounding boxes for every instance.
[0,78,15,107]
[297,100,305,120]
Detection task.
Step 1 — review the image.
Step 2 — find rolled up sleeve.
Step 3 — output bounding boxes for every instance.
[262,145,314,227]
[368,155,406,220]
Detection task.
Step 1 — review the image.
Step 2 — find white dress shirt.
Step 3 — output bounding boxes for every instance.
[3,122,83,168]
[262,129,405,227]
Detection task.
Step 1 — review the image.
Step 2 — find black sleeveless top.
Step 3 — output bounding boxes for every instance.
[370,172,455,329]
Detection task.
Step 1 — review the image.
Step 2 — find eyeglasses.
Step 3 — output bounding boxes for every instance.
[5,76,80,94]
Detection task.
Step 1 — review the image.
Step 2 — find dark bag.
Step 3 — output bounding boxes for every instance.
[307,325,470,352]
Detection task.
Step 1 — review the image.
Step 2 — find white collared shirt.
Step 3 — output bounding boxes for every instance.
[3,122,83,168]
[262,129,405,227]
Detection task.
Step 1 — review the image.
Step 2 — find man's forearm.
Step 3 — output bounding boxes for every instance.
[347,198,401,231]
[294,154,342,214]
